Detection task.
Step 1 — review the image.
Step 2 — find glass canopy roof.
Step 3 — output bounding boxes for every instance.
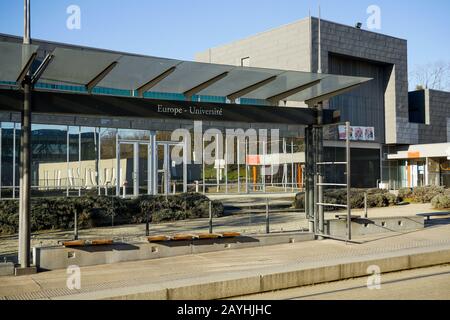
[0,41,371,105]
[0,42,39,83]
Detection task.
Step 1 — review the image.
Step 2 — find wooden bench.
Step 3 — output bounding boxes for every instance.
[417,212,450,221]
[172,234,197,241]
[63,240,86,247]
[146,232,242,243]
[148,235,172,243]
[219,232,241,238]
[63,239,113,247]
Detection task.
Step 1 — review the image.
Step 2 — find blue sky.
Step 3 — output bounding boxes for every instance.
[0,0,449,71]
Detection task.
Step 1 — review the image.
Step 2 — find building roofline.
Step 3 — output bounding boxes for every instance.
[0,32,182,61]
[197,16,407,55]
[310,16,407,42]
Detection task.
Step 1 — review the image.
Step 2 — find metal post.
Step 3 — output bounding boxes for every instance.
[133,142,139,197]
[78,127,81,197]
[183,139,188,193]
[262,140,266,193]
[74,211,78,240]
[346,121,352,241]
[95,128,99,195]
[18,0,32,268]
[202,137,206,194]
[237,139,240,193]
[317,103,324,239]
[13,125,16,198]
[66,127,70,197]
[265,198,270,234]
[291,141,294,192]
[216,134,220,193]
[209,201,213,234]
[245,139,249,194]
[225,136,228,194]
[305,128,311,232]
[0,124,2,199]
[364,192,368,219]
[146,207,150,237]
[116,136,120,197]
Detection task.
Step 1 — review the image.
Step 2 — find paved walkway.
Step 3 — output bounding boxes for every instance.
[0,223,449,300]
[0,202,446,259]
[231,264,450,300]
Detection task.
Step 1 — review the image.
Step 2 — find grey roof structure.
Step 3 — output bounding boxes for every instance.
[0,40,371,105]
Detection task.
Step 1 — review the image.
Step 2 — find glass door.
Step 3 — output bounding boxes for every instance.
[156,141,186,195]
[117,141,151,197]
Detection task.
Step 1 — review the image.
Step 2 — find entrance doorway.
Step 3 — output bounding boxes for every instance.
[117,141,151,197]
[156,141,187,195]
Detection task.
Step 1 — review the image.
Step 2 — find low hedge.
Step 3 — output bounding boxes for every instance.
[0,193,224,235]
[431,194,450,209]
[294,188,399,211]
[398,185,447,203]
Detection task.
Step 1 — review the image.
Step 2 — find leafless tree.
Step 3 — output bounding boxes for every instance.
[409,61,450,91]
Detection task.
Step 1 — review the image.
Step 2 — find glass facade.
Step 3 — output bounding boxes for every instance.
[0,120,305,198]
[382,157,450,190]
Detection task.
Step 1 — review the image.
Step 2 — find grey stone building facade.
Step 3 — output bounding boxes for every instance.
[196,17,450,189]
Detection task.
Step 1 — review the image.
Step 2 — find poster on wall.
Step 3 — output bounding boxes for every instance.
[338,126,375,141]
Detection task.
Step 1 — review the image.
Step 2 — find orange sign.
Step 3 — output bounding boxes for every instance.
[246,155,261,165]
[407,151,421,159]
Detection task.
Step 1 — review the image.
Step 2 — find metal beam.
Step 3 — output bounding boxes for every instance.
[305,83,363,106]
[266,78,322,105]
[136,65,178,98]
[184,71,229,101]
[227,75,278,103]
[85,61,118,93]
[31,53,54,85]
[16,51,37,85]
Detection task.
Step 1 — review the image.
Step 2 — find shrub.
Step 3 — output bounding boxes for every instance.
[293,188,399,211]
[398,188,413,200]
[411,185,445,203]
[431,194,450,209]
[0,193,224,235]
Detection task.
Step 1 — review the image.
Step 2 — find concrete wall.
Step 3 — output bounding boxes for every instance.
[403,89,450,144]
[309,18,408,145]
[195,18,312,72]
[196,18,413,146]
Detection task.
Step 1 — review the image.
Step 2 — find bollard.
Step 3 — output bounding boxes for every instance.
[364,192,368,218]
[265,198,270,234]
[209,201,213,234]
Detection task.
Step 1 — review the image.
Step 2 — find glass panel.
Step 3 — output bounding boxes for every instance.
[31,124,67,197]
[118,129,150,141]
[198,67,283,97]
[79,127,98,194]
[0,42,39,82]
[1,122,18,198]
[99,128,117,195]
[97,55,180,91]
[242,71,324,100]
[139,144,149,194]
[149,61,233,94]
[40,47,121,86]
[119,143,134,197]
[68,126,80,195]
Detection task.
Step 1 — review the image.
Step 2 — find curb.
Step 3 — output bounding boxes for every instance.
[51,247,450,300]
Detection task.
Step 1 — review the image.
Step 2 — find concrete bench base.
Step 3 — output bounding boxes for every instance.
[33,232,314,271]
[325,216,424,237]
